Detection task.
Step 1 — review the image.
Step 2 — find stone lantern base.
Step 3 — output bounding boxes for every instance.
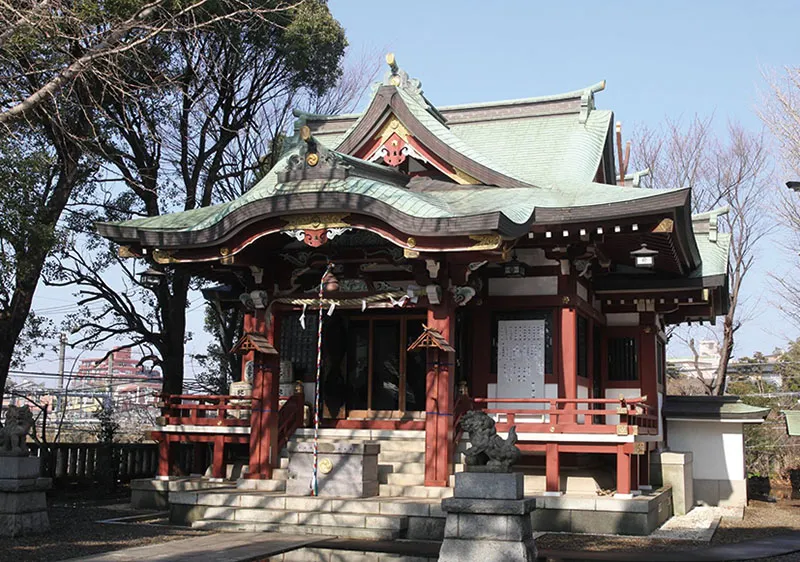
[439,472,537,562]
[0,457,51,537]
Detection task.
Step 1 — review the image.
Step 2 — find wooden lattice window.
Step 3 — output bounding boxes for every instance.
[608,337,639,381]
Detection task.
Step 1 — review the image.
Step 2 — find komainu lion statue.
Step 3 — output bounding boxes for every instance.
[0,405,35,457]
[459,409,521,472]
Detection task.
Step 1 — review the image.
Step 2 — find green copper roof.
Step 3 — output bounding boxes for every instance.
[663,396,769,421]
[783,411,800,436]
[449,110,611,186]
[106,136,685,238]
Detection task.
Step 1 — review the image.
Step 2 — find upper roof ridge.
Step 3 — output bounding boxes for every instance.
[381,53,447,125]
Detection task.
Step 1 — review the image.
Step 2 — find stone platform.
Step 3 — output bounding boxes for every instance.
[0,456,51,537]
[529,486,673,535]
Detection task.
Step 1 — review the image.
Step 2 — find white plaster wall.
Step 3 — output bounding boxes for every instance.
[605,312,640,326]
[516,248,558,266]
[666,420,745,481]
[488,276,558,296]
[577,384,589,424]
[605,387,641,424]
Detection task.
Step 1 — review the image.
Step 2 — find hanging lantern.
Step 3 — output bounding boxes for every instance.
[503,252,525,278]
[138,267,166,288]
[630,244,658,269]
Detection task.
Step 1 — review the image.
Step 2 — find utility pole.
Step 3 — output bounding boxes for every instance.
[106,351,114,410]
[57,332,67,414]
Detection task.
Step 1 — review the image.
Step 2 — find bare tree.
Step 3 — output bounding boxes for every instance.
[633,117,772,395]
[760,66,800,330]
[0,0,304,127]
[51,12,374,396]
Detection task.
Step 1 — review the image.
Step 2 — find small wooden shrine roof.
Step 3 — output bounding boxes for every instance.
[230,333,278,356]
[407,324,455,353]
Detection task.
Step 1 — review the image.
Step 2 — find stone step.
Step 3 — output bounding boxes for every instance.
[292,428,425,440]
[385,472,425,486]
[234,479,286,492]
[377,451,425,463]
[379,484,453,499]
[192,519,401,540]
[291,437,425,453]
[200,506,406,531]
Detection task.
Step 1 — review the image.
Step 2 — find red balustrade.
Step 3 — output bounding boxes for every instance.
[456,396,658,439]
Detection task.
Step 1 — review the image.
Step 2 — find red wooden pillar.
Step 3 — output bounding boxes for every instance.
[639,316,659,425]
[425,299,455,487]
[212,434,225,479]
[616,444,631,495]
[545,442,560,494]
[247,310,280,480]
[560,308,578,422]
[629,452,639,492]
[639,449,651,490]
[156,434,171,477]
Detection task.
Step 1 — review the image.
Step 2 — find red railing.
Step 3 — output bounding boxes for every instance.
[457,396,657,439]
[158,393,253,427]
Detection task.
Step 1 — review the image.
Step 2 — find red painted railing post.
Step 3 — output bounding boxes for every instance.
[616,443,631,495]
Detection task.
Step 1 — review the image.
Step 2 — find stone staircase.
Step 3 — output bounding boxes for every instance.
[181,490,446,540]
[238,428,460,499]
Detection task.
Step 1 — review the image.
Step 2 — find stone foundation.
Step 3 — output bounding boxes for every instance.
[529,486,673,535]
[439,472,537,562]
[0,457,50,537]
[286,441,379,498]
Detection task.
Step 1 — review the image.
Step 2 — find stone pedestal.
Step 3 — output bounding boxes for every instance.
[286,441,379,497]
[439,472,537,562]
[0,456,50,537]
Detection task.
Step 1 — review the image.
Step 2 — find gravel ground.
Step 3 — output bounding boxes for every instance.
[0,491,797,561]
[0,488,211,562]
[536,496,800,561]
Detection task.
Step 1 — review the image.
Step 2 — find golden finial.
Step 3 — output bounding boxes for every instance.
[300,125,311,141]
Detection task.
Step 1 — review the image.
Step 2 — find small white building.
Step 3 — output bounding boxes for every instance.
[660,396,769,509]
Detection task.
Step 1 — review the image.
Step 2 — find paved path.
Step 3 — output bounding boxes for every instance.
[67,532,333,562]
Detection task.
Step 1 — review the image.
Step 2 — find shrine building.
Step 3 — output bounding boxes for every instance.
[97,55,733,534]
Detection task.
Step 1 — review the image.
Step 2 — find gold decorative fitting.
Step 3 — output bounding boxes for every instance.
[281,214,350,231]
[404,249,420,259]
[643,326,652,334]
[632,442,646,455]
[562,296,571,305]
[468,233,502,251]
[294,381,304,395]
[386,52,396,66]
[549,426,555,433]
[300,125,311,141]
[652,218,674,233]
[220,255,234,265]
[616,424,628,436]
[376,115,410,144]
[319,458,333,474]
[220,247,230,256]
[306,153,319,166]
[152,249,176,264]
[406,237,417,248]
[117,246,136,258]
[390,75,401,86]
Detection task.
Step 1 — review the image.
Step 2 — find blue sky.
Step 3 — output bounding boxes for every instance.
[21,1,800,383]
[328,0,800,359]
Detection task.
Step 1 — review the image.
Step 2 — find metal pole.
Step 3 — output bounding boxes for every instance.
[106,351,114,410]
[57,332,67,413]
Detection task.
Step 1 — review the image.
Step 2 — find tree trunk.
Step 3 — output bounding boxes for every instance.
[159,271,190,395]
[0,277,39,408]
[713,314,735,395]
